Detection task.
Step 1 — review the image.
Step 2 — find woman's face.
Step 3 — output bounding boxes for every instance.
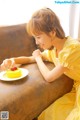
[33,32,53,50]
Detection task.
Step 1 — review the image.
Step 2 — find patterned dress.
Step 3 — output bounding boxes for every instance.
[39,36,80,120]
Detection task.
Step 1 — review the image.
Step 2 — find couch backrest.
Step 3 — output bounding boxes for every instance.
[0,24,37,64]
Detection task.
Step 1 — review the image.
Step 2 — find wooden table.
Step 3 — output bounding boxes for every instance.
[0,63,73,120]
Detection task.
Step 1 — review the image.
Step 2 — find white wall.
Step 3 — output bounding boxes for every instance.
[69,4,80,38]
[0,0,79,38]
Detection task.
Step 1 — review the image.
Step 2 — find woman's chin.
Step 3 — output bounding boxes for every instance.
[42,47,46,50]
[48,46,54,50]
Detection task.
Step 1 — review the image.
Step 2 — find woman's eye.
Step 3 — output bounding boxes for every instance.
[37,36,40,39]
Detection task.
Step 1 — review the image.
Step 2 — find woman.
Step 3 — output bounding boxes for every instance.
[1,8,80,120]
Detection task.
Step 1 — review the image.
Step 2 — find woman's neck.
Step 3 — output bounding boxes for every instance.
[52,37,66,52]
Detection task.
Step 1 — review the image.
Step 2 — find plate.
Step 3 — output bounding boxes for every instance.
[0,68,29,81]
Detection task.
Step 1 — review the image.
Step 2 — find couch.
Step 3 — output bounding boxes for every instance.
[0,24,73,120]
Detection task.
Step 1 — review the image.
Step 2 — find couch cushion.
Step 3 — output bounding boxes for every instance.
[0,24,37,64]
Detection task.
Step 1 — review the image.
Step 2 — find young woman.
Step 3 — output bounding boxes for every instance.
[1,8,80,120]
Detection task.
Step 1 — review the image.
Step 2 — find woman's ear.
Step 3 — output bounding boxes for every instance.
[50,30,56,37]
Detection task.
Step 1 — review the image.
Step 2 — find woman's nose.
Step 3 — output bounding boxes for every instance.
[35,39,39,45]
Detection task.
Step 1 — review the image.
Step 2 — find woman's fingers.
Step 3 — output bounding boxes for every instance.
[1,59,15,71]
[32,49,41,58]
[10,59,15,68]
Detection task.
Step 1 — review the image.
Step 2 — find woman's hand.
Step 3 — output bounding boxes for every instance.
[32,49,42,59]
[0,58,15,71]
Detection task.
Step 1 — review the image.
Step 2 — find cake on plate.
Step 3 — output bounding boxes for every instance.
[6,67,22,78]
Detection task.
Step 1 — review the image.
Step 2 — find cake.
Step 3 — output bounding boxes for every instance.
[6,67,22,78]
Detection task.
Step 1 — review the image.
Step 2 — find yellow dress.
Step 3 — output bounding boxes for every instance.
[39,36,80,120]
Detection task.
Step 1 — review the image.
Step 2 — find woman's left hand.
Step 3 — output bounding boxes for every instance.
[32,49,41,59]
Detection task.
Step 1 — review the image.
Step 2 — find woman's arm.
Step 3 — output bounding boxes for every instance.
[14,56,35,64]
[0,50,48,71]
[32,49,66,82]
[0,56,36,70]
[35,56,65,82]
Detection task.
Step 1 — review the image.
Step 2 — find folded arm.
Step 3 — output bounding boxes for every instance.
[32,49,66,82]
[35,56,65,82]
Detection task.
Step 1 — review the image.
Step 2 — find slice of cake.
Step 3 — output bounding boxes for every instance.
[6,67,22,78]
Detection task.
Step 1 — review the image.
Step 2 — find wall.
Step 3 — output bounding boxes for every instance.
[69,4,80,38]
[0,0,80,38]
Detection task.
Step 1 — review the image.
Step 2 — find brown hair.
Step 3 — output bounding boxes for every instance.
[27,8,65,39]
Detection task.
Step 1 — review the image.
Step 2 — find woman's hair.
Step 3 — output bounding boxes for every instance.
[27,8,65,39]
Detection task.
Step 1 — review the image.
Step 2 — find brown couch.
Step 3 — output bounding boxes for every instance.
[0,24,73,120]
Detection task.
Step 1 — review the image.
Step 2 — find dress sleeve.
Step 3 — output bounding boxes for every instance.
[59,44,80,69]
[41,50,55,62]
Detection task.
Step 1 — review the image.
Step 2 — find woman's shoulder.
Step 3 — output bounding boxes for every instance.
[59,36,80,58]
[64,36,80,49]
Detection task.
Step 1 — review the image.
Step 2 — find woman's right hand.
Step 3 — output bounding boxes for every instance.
[0,58,15,71]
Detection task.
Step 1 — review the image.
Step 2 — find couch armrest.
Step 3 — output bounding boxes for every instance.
[0,63,73,120]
